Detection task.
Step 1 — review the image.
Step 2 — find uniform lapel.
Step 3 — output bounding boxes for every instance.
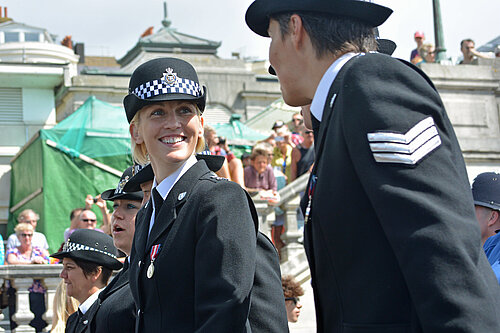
[134,201,152,259]
[77,300,100,333]
[130,202,152,307]
[312,56,354,174]
[99,266,129,302]
[145,160,210,251]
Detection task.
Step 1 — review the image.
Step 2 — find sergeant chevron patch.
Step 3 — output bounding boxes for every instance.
[367,117,441,165]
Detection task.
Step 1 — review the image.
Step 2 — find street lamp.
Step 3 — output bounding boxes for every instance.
[433,0,447,63]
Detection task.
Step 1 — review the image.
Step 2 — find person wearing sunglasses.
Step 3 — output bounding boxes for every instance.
[7,208,49,252]
[282,275,304,323]
[6,222,50,332]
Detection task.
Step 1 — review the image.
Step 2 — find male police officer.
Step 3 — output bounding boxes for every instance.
[472,172,500,245]
[246,0,500,332]
[474,172,500,284]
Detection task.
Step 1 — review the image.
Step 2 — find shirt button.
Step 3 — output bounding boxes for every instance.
[83,319,88,325]
[138,260,142,267]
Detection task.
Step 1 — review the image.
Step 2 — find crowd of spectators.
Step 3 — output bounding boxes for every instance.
[1,197,114,331]
[410,31,499,65]
[196,114,315,254]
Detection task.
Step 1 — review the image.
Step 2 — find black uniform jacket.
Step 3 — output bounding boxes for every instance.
[302,53,500,332]
[129,159,257,332]
[92,261,135,333]
[65,301,99,333]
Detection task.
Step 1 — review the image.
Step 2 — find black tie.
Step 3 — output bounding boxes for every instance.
[152,187,164,222]
[74,309,84,332]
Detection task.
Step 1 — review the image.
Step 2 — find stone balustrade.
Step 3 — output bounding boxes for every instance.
[253,173,310,278]
[0,265,62,333]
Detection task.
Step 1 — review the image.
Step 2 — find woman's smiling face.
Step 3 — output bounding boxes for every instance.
[131,100,203,179]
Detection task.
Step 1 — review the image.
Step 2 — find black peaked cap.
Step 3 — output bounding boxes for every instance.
[123,154,226,192]
[101,165,144,202]
[246,0,393,37]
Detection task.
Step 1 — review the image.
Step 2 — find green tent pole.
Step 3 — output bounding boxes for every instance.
[45,139,123,177]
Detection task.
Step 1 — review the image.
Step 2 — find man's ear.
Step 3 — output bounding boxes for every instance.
[130,122,143,144]
[489,210,500,228]
[289,14,306,50]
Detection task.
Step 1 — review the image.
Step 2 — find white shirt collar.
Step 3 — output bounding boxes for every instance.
[310,52,359,122]
[149,154,197,235]
[79,288,103,314]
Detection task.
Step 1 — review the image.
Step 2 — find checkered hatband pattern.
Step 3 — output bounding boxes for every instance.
[133,77,202,100]
[63,240,117,259]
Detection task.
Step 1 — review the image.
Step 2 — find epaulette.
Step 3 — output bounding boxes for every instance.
[202,172,228,183]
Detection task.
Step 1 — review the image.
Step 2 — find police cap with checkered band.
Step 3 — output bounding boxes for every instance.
[51,229,123,270]
[124,57,207,123]
[101,165,144,202]
[245,0,393,38]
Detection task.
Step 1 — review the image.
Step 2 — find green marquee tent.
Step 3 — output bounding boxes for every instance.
[9,96,132,251]
[212,114,267,157]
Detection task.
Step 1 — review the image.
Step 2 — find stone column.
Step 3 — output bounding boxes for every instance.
[253,199,273,238]
[11,278,35,333]
[280,196,304,262]
[42,277,60,331]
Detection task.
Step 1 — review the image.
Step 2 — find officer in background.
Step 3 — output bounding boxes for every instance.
[475,172,500,284]
[92,166,144,333]
[51,229,122,333]
[124,155,289,333]
[472,172,500,245]
[245,0,500,331]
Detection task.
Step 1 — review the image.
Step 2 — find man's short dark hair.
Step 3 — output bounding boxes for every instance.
[74,258,113,285]
[70,208,84,221]
[271,12,377,58]
[460,39,474,48]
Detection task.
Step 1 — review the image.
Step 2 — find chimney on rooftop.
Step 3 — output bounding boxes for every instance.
[73,43,85,64]
[4,7,7,17]
[61,35,73,49]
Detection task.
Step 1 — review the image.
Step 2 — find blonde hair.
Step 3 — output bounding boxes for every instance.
[51,280,80,333]
[17,209,39,223]
[130,105,205,165]
[14,222,34,236]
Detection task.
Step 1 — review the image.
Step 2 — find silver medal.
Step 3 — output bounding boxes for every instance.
[147,262,155,278]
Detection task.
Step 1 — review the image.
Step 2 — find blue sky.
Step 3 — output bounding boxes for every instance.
[1,0,498,62]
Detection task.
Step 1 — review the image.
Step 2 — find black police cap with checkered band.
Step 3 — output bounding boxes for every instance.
[50,229,122,270]
[123,57,207,123]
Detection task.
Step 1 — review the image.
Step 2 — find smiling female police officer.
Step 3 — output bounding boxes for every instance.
[51,229,122,333]
[125,58,258,332]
